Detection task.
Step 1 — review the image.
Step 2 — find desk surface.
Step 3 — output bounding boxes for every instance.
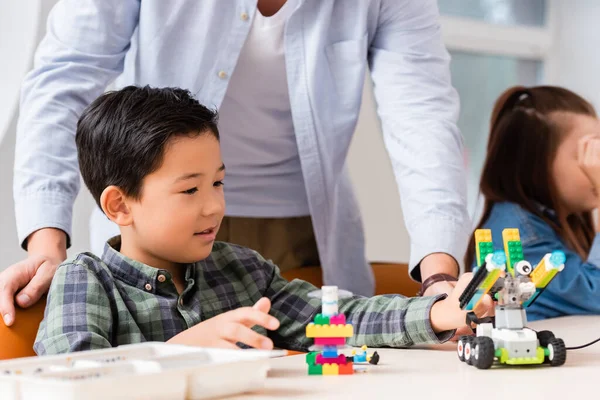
[233,316,600,399]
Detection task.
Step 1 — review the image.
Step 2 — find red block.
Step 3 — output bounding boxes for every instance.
[329,314,346,325]
[315,354,347,365]
[339,362,354,375]
[314,337,346,346]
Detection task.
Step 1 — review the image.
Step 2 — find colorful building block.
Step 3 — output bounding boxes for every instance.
[314,337,346,346]
[308,364,323,375]
[305,324,353,338]
[523,251,566,307]
[322,363,339,375]
[464,251,506,311]
[313,314,330,325]
[530,251,566,288]
[316,354,347,365]
[305,286,356,376]
[305,352,318,365]
[338,362,354,375]
[475,229,492,243]
[329,314,346,325]
[503,228,524,275]
[475,229,494,267]
[322,346,339,358]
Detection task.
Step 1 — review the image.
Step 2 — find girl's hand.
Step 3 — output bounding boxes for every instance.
[578,134,600,190]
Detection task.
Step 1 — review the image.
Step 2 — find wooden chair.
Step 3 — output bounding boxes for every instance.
[0,296,46,360]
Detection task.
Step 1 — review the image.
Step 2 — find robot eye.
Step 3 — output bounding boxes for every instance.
[515,261,532,276]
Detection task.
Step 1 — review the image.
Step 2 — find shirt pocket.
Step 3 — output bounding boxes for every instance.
[325,34,368,113]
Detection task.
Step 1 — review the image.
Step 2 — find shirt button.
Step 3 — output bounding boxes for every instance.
[241,12,249,21]
[218,70,228,79]
[144,283,152,291]
[157,274,166,283]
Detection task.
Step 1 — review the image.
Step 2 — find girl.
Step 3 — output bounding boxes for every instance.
[467,85,600,321]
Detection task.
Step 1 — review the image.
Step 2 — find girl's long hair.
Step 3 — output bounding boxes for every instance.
[465,86,596,269]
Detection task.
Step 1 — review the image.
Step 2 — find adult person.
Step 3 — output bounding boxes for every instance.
[1,0,469,327]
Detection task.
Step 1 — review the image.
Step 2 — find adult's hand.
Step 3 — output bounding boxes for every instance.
[0,228,66,326]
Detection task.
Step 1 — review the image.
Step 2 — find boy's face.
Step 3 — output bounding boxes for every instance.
[128,134,225,264]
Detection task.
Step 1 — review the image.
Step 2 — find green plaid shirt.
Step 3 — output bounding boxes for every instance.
[35,237,453,355]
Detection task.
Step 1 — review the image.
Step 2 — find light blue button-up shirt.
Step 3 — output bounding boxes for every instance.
[14,0,470,296]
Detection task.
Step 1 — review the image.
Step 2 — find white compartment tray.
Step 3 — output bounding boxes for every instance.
[0,342,286,400]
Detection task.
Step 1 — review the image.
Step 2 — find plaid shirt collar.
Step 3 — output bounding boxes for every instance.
[102,236,198,295]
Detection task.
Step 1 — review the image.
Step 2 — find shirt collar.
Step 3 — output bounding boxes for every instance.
[102,236,197,293]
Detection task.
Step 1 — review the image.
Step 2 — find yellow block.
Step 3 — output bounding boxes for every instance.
[530,256,558,288]
[322,363,339,375]
[306,324,354,338]
[502,228,520,243]
[475,229,492,243]
[475,229,493,267]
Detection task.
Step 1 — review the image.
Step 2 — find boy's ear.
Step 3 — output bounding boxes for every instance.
[100,186,133,226]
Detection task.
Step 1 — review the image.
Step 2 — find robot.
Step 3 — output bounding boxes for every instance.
[457,228,567,369]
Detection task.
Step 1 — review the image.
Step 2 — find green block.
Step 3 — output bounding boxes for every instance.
[507,242,524,260]
[308,364,323,375]
[477,242,494,265]
[314,314,330,325]
[305,352,318,365]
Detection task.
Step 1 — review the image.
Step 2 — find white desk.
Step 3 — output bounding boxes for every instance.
[233,316,600,399]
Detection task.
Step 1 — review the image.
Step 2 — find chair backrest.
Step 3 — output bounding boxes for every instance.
[0,296,47,360]
[281,263,421,296]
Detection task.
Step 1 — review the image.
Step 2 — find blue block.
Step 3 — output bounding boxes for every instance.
[466,290,484,311]
[523,288,541,307]
[322,346,339,358]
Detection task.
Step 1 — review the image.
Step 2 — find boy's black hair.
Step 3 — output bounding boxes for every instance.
[76,86,219,208]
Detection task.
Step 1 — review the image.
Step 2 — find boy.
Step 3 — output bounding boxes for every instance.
[34,86,490,355]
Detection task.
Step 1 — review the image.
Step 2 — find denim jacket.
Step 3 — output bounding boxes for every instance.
[477,202,600,321]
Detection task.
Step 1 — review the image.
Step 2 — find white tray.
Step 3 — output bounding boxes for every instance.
[0,343,286,400]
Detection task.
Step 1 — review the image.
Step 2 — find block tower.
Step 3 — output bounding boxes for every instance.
[305,286,354,375]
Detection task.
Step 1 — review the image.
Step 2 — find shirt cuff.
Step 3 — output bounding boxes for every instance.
[408,217,470,281]
[587,233,600,266]
[404,294,455,345]
[15,191,74,249]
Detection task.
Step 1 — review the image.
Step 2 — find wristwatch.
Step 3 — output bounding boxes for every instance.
[417,273,458,296]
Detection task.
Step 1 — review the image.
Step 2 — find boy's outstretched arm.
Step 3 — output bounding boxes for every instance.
[262,257,489,351]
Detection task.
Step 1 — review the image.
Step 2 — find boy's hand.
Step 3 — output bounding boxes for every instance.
[167,297,280,349]
[429,273,494,333]
[578,134,600,190]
